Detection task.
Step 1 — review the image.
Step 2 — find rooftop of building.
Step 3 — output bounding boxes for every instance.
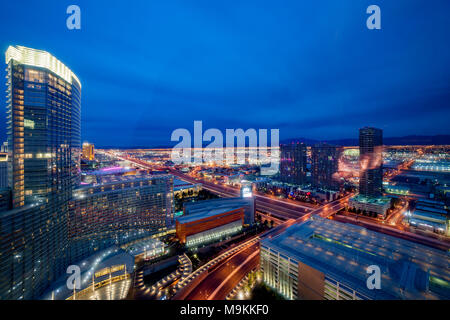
[410,210,448,223]
[41,245,134,300]
[350,194,391,205]
[176,204,243,225]
[173,178,201,188]
[6,45,81,87]
[417,199,446,206]
[76,173,172,190]
[84,166,134,176]
[415,206,448,215]
[124,238,165,257]
[174,179,193,187]
[183,197,253,211]
[409,218,447,231]
[261,217,450,300]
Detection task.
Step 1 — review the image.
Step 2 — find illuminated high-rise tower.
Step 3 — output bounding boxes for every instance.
[311,143,340,190]
[358,127,383,197]
[280,142,307,185]
[5,45,81,207]
[0,46,81,299]
[82,142,95,161]
[349,127,389,219]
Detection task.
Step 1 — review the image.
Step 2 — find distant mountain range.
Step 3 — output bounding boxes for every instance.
[281,135,450,147]
[95,135,450,149]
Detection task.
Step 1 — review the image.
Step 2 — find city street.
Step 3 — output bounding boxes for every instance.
[185,242,259,300]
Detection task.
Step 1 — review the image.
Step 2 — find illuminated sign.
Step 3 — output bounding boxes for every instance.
[95,268,109,278]
[242,186,252,198]
[174,211,184,217]
[110,265,125,273]
[94,264,125,278]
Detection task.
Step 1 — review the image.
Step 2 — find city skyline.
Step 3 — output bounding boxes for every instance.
[0,45,448,302]
[1,0,450,147]
[0,1,449,306]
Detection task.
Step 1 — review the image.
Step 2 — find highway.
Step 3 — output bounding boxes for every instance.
[261,194,351,239]
[385,201,408,225]
[100,151,314,221]
[185,242,259,300]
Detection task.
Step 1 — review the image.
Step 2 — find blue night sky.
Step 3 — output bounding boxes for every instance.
[0,0,449,147]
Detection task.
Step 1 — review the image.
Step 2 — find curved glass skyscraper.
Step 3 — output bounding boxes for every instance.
[0,46,81,299]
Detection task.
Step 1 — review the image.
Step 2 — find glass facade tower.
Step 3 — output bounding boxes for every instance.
[311,143,340,190]
[280,143,307,185]
[0,46,81,299]
[69,175,174,262]
[358,127,383,198]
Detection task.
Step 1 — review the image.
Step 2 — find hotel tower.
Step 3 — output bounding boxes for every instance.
[0,46,81,299]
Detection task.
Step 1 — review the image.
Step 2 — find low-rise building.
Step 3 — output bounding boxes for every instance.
[348,194,391,219]
[176,207,245,247]
[313,190,340,202]
[183,197,255,226]
[407,199,449,236]
[383,182,410,196]
[260,217,450,300]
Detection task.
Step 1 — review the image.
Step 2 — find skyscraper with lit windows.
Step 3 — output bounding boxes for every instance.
[359,127,383,197]
[82,142,95,161]
[349,127,390,218]
[69,174,174,262]
[311,143,340,190]
[280,143,307,185]
[0,45,81,299]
